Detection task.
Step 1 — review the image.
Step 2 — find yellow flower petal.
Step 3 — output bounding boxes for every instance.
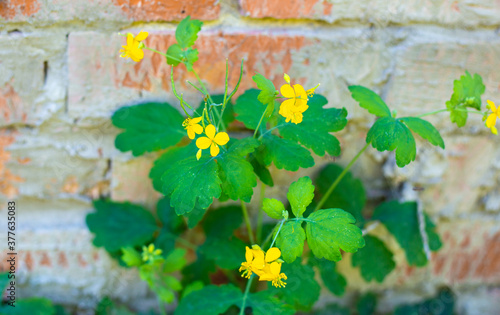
[269,261,281,275]
[280,84,295,98]
[191,116,203,124]
[284,73,291,84]
[492,126,498,135]
[245,246,253,263]
[205,124,216,139]
[265,247,281,263]
[293,84,308,107]
[187,128,195,139]
[486,113,497,128]
[126,33,134,46]
[251,250,265,270]
[196,149,202,160]
[210,143,220,157]
[487,100,497,113]
[129,48,144,62]
[196,137,212,150]
[135,30,149,42]
[214,132,230,146]
[192,124,203,135]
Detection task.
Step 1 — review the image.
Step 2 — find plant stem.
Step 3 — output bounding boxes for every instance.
[314,142,370,211]
[256,184,266,244]
[417,108,484,118]
[176,237,197,250]
[253,110,267,138]
[270,219,285,248]
[239,275,253,315]
[144,46,182,63]
[241,200,255,244]
[157,297,166,315]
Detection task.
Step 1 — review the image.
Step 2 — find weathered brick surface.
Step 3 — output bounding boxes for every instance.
[0,0,219,23]
[240,0,500,27]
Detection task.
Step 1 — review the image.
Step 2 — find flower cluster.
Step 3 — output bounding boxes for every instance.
[485,100,499,135]
[182,117,229,160]
[278,73,319,124]
[239,245,287,288]
[142,244,162,262]
[119,31,148,62]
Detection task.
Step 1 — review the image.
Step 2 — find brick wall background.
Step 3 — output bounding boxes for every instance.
[0,0,500,314]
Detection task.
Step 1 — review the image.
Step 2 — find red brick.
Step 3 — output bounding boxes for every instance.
[114,0,220,21]
[240,0,332,20]
[0,0,40,20]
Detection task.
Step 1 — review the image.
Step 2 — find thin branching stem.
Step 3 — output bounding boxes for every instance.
[241,201,255,244]
[239,275,253,315]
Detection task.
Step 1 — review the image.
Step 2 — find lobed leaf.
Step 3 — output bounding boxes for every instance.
[356,293,378,315]
[248,149,274,187]
[112,102,185,156]
[394,288,454,315]
[372,200,442,266]
[260,134,314,171]
[252,72,277,117]
[175,284,242,315]
[309,257,347,296]
[287,176,315,218]
[306,209,365,261]
[400,117,445,149]
[203,206,243,239]
[86,200,158,252]
[351,235,395,282]
[446,71,485,127]
[262,198,285,220]
[234,89,270,130]
[275,221,306,263]
[175,16,203,48]
[348,85,391,117]
[247,291,295,315]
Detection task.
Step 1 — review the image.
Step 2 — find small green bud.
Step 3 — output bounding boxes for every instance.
[282,210,289,220]
[391,110,397,118]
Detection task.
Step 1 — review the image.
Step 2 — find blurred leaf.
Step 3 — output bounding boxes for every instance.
[352,235,395,282]
[247,291,295,315]
[112,102,185,156]
[275,221,306,263]
[348,85,391,117]
[200,237,246,270]
[184,202,207,228]
[309,257,346,296]
[446,71,485,127]
[315,163,366,224]
[278,94,347,156]
[86,200,158,252]
[287,176,315,218]
[306,209,365,261]
[120,247,142,267]
[182,281,204,299]
[175,284,242,315]
[0,272,9,294]
[203,206,243,239]
[0,297,55,315]
[357,292,377,315]
[149,144,196,193]
[182,251,216,285]
[163,248,187,273]
[366,116,416,168]
[372,201,442,266]
[175,16,203,48]
[394,288,455,315]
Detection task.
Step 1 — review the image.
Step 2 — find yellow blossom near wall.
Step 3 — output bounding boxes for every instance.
[278,74,319,124]
[182,117,204,139]
[119,30,149,62]
[195,124,230,159]
[485,100,499,135]
[239,245,286,288]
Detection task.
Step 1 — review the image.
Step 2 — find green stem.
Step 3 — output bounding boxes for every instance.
[417,107,484,118]
[170,67,196,116]
[157,297,166,315]
[239,275,253,315]
[270,220,285,248]
[241,201,255,244]
[256,184,266,244]
[253,110,267,138]
[314,142,370,211]
[176,237,197,250]
[144,46,182,63]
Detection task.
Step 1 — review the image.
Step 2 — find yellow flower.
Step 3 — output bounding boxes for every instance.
[258,261,287,288]
[119,30,149,62]
[239,246,265,278]
[485,100,499,135]
[195,124,230,160]
[142,244,162,262]
[182,117,203,139]
[306,83,320,97]
[279,74,309,124]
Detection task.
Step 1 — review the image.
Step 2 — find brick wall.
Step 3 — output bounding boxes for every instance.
[1,0,500,314]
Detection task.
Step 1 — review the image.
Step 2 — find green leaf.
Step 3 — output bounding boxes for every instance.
[357,292,377,315]
[275,221,306,263]
[315,163,366,224]
[247,291,295,315]
[157,197,185,233]
[86,200,158,252]
[446,71,485,127]
[182,48,199,72]
[182,281,204,299]
[200,237,246,270]
[184,202,207,228]
[248,151,274,187]
[203,206,243,239]
[150,145,196,192]
[394,288,454,315]
[112,102,185,156]
[175,16,203,48]
[166,43,183,67]
[262,198,285,220]
[309,257,346,296]
[234,89,269,130]
[366,116,416,167]
[96,297,134,315]
[271,260,320,311]
[351,235,395,282]
[348,85,391,117]
[182,251,216,285]
[0,297,55,315]
[163,248,187,273]
[287,176,315,218]
[121,247,142,267]
[174,284,242,315]
[0,272,9,294]
[252,73,277,116]
[218,138,259,202]
[400,117,445,149]
[278,94,348,156]
[261,134,314,171]
[161,155,221,215]
[306,209,365,261]
[372,201,442,266]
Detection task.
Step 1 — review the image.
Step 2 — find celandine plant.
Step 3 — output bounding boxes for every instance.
[86,17,497,314]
